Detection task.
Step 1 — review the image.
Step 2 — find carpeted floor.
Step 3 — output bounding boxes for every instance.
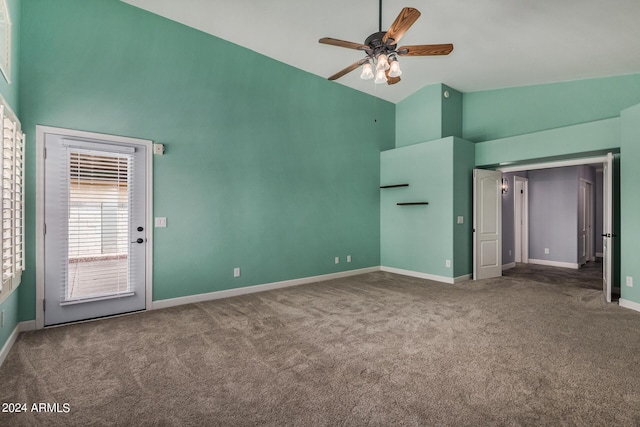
[2,270,640,426]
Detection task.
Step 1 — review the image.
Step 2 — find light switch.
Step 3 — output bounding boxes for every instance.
[155,217,167,228]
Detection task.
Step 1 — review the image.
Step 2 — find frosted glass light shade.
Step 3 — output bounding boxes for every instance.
[374,69,387,84]
[388,60,402,78]
[360,62,374,80]
[376,54,390,71]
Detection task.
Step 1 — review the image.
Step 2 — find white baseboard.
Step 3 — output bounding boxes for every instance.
[502,262,516,271]
[596,252,604,257]
[152,267,381,310]
[0,320,37,367]
[454,274,472,283]
[619,299,640,313]
[19,320,36,332]
[528,259,579,269]
[380,266,456,284]
[0,324,19,367]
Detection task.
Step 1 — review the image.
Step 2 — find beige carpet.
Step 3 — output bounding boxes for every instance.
[2,271,640,426]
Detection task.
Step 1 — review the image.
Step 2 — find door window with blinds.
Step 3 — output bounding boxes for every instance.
[44,134,147,326]
[65,147,134,301]
[0,104,25,303]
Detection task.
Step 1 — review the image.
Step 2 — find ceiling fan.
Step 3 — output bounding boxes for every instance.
[319,6,453,85]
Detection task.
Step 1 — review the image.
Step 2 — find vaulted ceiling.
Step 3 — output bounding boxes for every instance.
[122,0,640,103]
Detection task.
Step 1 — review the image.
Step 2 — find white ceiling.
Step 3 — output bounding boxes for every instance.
[122,0,640,104]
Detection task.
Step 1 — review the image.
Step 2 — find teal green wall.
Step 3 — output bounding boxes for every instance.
[620,103,640,304]
[452,138,475,278]
[441,85,462,140]
[396,84,442,147]
[395,83,462,148]
[0,0,19,352]
[380,138,454,277]
[18,0,394,318]
[463,74,640,143]
[475,118,620,166]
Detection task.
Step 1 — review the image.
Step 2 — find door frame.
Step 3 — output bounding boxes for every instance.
[513,176,529,264]
[496,154,614,301]
[35,125,154,329]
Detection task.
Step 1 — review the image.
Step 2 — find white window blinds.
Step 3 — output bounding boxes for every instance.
[0,104,25,292]
[63,146,134,302]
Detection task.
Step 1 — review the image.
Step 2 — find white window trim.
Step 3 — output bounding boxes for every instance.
[35,126,154,329]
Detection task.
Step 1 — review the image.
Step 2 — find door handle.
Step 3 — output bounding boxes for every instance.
[131,238,144,244]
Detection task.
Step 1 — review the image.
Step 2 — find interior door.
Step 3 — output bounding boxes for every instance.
[44,133,147,325]
[473,169,502,280]
[602,153,614,303]
[578,180,588,265]
[514,177,528,264]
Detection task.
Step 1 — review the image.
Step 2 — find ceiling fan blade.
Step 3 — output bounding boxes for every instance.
[319,37,367,50]
[382,7,421,44]
[385,69,401,85]
[397,44,454,56]
[328,59,368,81]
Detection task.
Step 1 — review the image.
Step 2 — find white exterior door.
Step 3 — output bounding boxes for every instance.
[473,169,502,280]
[603,153,614,303]
[44,132,148,325]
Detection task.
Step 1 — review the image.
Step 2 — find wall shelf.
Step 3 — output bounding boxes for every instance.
[397,202,429,206]
[380,184,409,189]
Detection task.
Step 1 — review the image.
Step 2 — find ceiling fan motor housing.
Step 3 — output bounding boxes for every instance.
[364,31,397,59]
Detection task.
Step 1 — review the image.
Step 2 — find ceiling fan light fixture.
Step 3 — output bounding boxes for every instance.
[374,68,388,84]
[388,57,402,78]
[376,53,390,72]
[360,62,374,80]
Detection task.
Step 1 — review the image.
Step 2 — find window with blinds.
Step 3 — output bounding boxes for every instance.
[64,148,132,301]
[0,103,24,295]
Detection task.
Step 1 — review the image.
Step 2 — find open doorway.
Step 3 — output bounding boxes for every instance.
[473,153,616,302]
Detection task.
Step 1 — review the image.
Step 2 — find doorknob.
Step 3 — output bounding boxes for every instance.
[137,226,144,232]
[131,238,144,244]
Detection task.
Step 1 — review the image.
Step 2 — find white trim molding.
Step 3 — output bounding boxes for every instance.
[0,324,19,367]
[0,321,35,367]
[152,267,380,310]
[596,252,604,258]
[528,259,579,269]
[454,274,472,283]
[502,262,516,271]
[380,266,457,284]
[619,299,640,313]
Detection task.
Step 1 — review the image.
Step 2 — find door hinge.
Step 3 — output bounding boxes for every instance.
[44,223,46,235]
[43,299,46,312]
[521,189,524,194]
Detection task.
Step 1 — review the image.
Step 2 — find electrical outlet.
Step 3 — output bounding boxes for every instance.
[445,259,451,268]
[233,267,240,278]
[335,257,339,264]
[457,216,464,224]
[544,248,550,255]
[155,217,167,228]
[347,255,351,263]
[626,276,633,287]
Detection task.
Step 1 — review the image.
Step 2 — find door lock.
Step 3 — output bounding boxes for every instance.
[137,226,144,232]
[131,238,144,244]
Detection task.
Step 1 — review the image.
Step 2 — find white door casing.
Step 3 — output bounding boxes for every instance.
[603,153,614,303]
[473,169,502,280]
